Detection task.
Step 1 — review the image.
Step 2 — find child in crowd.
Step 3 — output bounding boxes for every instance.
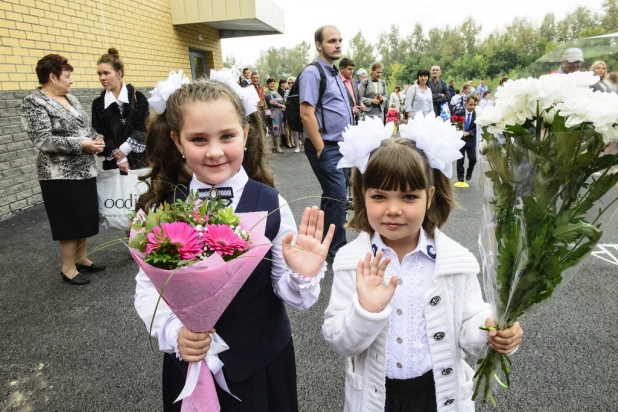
[135,77,334,412]
[322,118,523,412]
[456,94,479,187]
[479,90,494,108]
[452,84,472,116]
[386,104,399,134]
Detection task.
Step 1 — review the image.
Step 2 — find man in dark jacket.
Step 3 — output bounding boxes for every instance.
[339,57,365,125]
[428,65,449,117]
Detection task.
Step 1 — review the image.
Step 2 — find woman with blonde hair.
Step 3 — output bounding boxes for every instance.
[591,61,612,93]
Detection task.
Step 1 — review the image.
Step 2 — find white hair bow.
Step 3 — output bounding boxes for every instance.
[398,112,465,178]
[148,70,191,115]
[336,116,394,173]
[209,68,260,116]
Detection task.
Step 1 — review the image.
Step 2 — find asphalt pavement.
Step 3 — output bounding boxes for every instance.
[1,145,617,412]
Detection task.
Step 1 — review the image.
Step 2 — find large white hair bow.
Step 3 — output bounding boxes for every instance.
[209,68,260,116]
[398,112,465,178]
[148,70,191,114]
[336,116,394,173]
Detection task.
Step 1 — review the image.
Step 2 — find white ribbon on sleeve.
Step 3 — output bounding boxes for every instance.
[174,332,240,404]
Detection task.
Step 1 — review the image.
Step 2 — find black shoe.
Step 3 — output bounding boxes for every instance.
[61,271,90,285]
[76,263,106,273]
[466,176,472,181]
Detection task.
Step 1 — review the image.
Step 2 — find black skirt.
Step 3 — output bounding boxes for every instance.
[162,340,298,412]
[39,178,99,241]
[385,370,437,412]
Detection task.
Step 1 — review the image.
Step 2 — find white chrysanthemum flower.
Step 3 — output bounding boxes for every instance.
[399,112,465,178]
[336,116,394,173]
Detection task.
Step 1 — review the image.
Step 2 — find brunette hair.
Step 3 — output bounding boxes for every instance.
[371,62,383,72]
[467,94,480,103]
[35,54,73,84]
[266,77,275,85]
[499,77,509,86]
[607,72,618,85]
[136,79,274,211]
[97,48,124,77]
[416,69,430,80]
[346,138,456,238]
[394,85,401,92]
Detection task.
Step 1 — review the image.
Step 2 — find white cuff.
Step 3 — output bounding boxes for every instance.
[119,142,133,156]
[166,318,185,360]
[116,157,128,165]
[288,260,327,291]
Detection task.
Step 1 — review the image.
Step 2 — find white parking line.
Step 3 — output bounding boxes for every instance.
[592,244,618,266]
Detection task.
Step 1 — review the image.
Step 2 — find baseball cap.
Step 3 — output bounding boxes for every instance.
[561,48,584,63]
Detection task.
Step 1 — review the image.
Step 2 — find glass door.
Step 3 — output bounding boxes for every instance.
[190,50,207,80]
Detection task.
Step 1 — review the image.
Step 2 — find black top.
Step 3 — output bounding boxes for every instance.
[91,84,149,170]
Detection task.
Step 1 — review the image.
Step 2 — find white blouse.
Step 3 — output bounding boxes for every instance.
[371,228,436,380]
[134,167,326,355]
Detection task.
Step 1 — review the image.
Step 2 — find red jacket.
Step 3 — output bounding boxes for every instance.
[386,109,399,123]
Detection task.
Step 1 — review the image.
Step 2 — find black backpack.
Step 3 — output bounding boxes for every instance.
[285,62,327,133]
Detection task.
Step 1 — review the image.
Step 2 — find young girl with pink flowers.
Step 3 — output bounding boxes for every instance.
[134,70,334,412]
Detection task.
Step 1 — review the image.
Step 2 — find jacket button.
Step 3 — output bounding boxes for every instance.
[430,296,441,306]
[442,368,453,375]
[396,309,403,315]
[397,279,403,285]
[396,337,403,344]
[444,399,454,405]
[396,362,403,368]
[434,332,445,340]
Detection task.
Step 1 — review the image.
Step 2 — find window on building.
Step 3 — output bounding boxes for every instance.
[190,50,207,80]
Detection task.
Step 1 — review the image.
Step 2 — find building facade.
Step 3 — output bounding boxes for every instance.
[0,0,283,217]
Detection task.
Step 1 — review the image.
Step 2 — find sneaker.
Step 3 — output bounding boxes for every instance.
[454,181,470,188]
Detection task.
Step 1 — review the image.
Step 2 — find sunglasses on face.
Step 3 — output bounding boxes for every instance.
[288,82,294,85]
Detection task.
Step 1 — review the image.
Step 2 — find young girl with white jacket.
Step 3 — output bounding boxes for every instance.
[322,118,523,412]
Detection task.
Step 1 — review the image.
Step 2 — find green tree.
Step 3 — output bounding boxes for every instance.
[223,55,240,69]
[348,31,376,72]
[286,41,311,76]
[602,0,618,32]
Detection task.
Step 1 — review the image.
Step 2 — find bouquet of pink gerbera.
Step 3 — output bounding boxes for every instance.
[129,191,272,412]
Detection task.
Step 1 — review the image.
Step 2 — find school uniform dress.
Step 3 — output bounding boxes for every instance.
[134,167,326,412]
[322,229,493,412]
[457,110,477,182]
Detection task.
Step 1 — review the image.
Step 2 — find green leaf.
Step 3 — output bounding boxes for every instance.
[553,221,601,243]
[217,206,240,226]
[129,232,147,252]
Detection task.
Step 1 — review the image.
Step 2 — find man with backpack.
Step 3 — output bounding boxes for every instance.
[288,25,352,260]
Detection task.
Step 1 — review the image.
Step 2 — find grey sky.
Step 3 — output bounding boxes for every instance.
[221,0,605,66]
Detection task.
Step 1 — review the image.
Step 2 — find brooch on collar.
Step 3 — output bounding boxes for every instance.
[427,245,436,260]
[371,244,378,257]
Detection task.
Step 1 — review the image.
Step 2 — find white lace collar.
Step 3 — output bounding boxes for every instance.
[104,83,129,109]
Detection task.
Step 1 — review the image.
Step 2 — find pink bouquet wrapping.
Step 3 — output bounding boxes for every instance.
[129,193,272,412]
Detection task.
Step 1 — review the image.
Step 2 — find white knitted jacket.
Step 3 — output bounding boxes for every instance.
[322,230,491,412]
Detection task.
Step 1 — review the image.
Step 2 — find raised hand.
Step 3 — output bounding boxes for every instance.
[356,251,397,313]
[282,206,335,278]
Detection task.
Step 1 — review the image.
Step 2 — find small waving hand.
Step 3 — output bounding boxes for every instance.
[282,206,335,278]
[356,251,397,313]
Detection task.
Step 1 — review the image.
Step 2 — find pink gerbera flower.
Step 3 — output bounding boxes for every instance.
[202,224,249,256]
[146,222,203,260]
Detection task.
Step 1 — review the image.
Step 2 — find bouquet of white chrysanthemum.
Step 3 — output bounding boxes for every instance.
[473,72,618,405]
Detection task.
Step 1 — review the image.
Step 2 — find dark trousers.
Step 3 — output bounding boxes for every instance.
[162,340,298,412]
[304,139,347,256]
[385,370,437,412]
[457,145,477,181]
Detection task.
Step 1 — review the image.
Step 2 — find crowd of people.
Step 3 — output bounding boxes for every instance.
[18,28,613,412]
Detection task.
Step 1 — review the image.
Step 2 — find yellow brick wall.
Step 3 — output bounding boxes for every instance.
[0,0,223,91]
